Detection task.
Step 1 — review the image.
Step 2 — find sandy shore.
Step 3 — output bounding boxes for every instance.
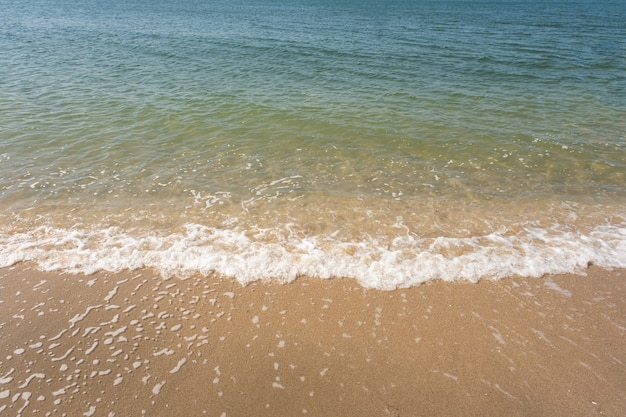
[1,265,625,416]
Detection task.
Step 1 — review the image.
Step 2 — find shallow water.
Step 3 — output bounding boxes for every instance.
[1,0,625,288]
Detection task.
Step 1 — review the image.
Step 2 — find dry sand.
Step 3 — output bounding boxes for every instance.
[1,264,625,416]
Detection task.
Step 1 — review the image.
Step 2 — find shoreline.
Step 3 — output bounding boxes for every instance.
[1,264,625,416]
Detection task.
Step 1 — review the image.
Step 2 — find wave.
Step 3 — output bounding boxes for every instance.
[2,222,625,289]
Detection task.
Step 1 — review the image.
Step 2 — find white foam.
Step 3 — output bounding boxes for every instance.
[443,372,459,382]
[18,374,44,389]
[51,347,74,362]
[17,392,32,414]
[83,327,100,337]
[169,358,187,374]
[105,326,127,339]
[1,220,625,289]
[48,329,67,341]
[489,326,506,345]
[531,328,554,347]
[104,287,119,303]
[69,306,102,328]
[154,348,174,357]
[152,381,165,395]
[544,279,572,297]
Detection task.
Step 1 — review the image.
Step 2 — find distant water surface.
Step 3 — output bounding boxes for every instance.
[1,0,625,288]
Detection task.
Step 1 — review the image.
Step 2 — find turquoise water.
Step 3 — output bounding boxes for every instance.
[1,0,625,288]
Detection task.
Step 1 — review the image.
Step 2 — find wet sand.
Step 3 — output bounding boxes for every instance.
[1,264,625,416]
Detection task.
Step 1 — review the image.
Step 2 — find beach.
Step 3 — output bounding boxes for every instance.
[1,265,625,416]
[2,0,626,414]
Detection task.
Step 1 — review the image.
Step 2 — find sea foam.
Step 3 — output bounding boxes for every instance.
[1,222,625,289]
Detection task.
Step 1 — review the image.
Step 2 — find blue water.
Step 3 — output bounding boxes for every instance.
[1,0,625,288]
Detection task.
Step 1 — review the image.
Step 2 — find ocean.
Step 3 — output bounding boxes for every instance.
[1,0,625,289]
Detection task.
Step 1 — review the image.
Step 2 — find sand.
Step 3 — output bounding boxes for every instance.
[1,264,625,416]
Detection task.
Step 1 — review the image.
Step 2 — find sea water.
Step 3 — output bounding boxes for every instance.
[1,0,625,288]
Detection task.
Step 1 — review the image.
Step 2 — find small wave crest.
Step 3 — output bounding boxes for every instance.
[1,223,625,289]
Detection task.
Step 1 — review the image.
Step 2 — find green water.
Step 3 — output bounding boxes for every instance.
[1,0,625,287]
